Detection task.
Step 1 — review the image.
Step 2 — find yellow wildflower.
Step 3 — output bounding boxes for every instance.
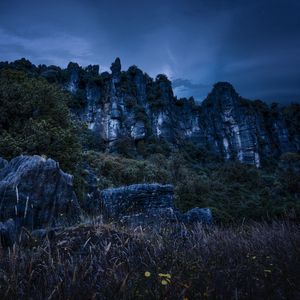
[158,273,171,279]
[161,279,168,285]
[144,271,151,277]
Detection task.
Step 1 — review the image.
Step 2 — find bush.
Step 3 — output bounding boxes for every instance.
[84,151,170,189]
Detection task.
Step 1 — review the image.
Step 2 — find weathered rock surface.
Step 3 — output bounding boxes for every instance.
[82,164,102,215]
[61,59,300,166]
[0,154,211,237]
[1,58,299,166]
[0,155,81,229]
[100,183,212,226]
[101,184,174,219]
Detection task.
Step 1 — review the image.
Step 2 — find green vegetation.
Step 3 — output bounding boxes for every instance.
[84,150,300,223]
[146,76,168,111]
[68,89,87,109]
[0,69,81,173]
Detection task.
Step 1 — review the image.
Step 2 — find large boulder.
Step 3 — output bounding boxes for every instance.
[100,183,177,226]
[101,183,174,219]
[100,183,212,226]
[0,155,81,229]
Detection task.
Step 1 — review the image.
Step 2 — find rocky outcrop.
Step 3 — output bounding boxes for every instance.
[1,58,299,166]
[60,59,299,166]
[100,183,212,226]
[202,83,262,166]
[0,155,212,235]
[0,155,81,229]
[101,184,174,219]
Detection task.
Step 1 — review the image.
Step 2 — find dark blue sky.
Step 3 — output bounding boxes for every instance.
[0,0,299,104]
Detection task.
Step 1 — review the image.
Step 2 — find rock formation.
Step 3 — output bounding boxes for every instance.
[0,155,81,229]
[0,155,211,237]
[100,183,212,226]
[62,58,300,167]
[1,58,299,167]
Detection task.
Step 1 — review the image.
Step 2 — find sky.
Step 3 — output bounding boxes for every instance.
[0,0,299,104]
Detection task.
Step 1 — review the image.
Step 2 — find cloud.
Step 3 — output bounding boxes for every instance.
[0,28,96,67]
[172,78,210,102]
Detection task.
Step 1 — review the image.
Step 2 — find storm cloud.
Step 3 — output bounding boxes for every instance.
[0,0,299,104]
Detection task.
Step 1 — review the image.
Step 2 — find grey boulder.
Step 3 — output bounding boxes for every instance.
[0,155,81,229]
[100,183,212,226]
[100,183,174,220]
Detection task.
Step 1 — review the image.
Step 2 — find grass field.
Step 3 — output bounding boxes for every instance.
[0,221,299,299]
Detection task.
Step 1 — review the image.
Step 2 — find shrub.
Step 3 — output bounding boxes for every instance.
[84,151,170,189]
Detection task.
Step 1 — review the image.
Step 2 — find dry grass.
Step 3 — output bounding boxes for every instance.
[0,221,299,299]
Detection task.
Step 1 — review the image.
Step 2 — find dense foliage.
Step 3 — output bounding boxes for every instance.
[0,69,81,172]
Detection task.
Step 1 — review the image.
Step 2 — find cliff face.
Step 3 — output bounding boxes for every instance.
[65,58,299,166]
[1,58,299,166]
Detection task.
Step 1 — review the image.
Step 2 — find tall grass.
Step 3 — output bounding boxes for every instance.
[0,221,299,299]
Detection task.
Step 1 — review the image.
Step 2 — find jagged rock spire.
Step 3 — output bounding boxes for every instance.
[110,57,121,76]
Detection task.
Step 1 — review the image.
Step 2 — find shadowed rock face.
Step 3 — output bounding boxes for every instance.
[0,155,81,229]
[100,183,212,226]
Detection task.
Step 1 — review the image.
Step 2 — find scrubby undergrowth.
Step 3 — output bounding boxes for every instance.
[0,221,299,299]
[83,151,300,223]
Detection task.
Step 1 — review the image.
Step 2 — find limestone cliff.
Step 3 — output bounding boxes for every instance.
[64,58,299,166]
[1,58,299,166]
